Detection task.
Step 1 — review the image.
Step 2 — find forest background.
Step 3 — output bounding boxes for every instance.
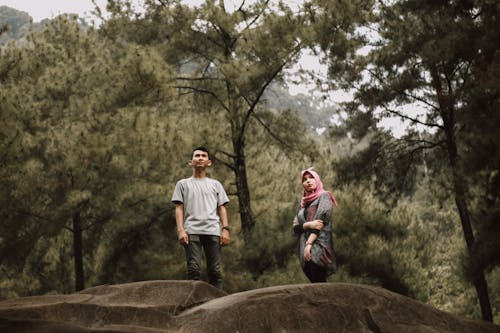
[1,0,499,324]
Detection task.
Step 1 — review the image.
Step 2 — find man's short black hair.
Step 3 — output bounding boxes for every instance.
[192,146,210,159]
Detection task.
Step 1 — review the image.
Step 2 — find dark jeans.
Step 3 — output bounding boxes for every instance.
[185,234,222,289]
[303,261,327,283]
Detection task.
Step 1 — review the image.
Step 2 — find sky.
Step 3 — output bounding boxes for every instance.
[0,0,109,22]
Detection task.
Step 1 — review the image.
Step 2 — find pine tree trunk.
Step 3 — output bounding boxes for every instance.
[232,136,255,238]
[72,210,85,291]
[447,135,493,322]
[454,189,493,321]
[226,77,256,239]
[435,70,493,321]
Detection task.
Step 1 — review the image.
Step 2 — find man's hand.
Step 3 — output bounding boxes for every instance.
[175,204,188,245]
[220,229,230,246]
[218,205,230,246]
[178,230,189,245]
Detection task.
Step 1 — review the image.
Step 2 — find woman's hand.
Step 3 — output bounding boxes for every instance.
[304,243,312,262]
[305,219,324,230]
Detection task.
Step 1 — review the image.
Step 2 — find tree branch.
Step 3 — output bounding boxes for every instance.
[174,85,229,112]
[251,112,294,150]
[212,149,235,170]
[365,65,441,112]
[238,0,271,34]
[239,42,303,142]
[381,105,444,129]
[175,76,224,82]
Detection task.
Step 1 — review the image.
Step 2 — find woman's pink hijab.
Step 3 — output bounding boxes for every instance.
[300,167,337,208]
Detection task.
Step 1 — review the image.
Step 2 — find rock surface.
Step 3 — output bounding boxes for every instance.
[0,280,498,333]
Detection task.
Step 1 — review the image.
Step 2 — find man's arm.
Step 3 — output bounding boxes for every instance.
[175,204,189,245]
[218,204,230,246]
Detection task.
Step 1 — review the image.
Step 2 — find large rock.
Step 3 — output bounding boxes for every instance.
[0,281,498,333]
[0,280,226,332]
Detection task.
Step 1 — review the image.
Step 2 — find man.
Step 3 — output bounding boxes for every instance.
[171,147,230,289]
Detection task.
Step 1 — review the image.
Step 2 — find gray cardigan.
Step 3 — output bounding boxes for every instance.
[292,192,334,272]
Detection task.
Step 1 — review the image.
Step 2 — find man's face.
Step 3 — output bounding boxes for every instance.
[189,150,212,168]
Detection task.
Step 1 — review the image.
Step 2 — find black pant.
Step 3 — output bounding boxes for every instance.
[303,261,327,283]
[184,234,222,289]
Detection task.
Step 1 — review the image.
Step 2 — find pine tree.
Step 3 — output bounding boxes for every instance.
[317,0,499,321]
[0,15,178,292]
[99,0,364,238]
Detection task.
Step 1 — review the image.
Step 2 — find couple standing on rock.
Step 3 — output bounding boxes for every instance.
[171,147,337,290]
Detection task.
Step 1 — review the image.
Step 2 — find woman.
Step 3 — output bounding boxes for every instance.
[292,167,337,283]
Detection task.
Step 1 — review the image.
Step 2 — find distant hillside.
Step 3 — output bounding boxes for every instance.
[0,6,89,45]
[264,83,338,131]
[0,6,33,44]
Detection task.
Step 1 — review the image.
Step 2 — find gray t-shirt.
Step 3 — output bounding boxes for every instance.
[171,177,229,236]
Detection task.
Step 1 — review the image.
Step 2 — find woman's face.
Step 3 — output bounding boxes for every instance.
[302,173,317,193]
